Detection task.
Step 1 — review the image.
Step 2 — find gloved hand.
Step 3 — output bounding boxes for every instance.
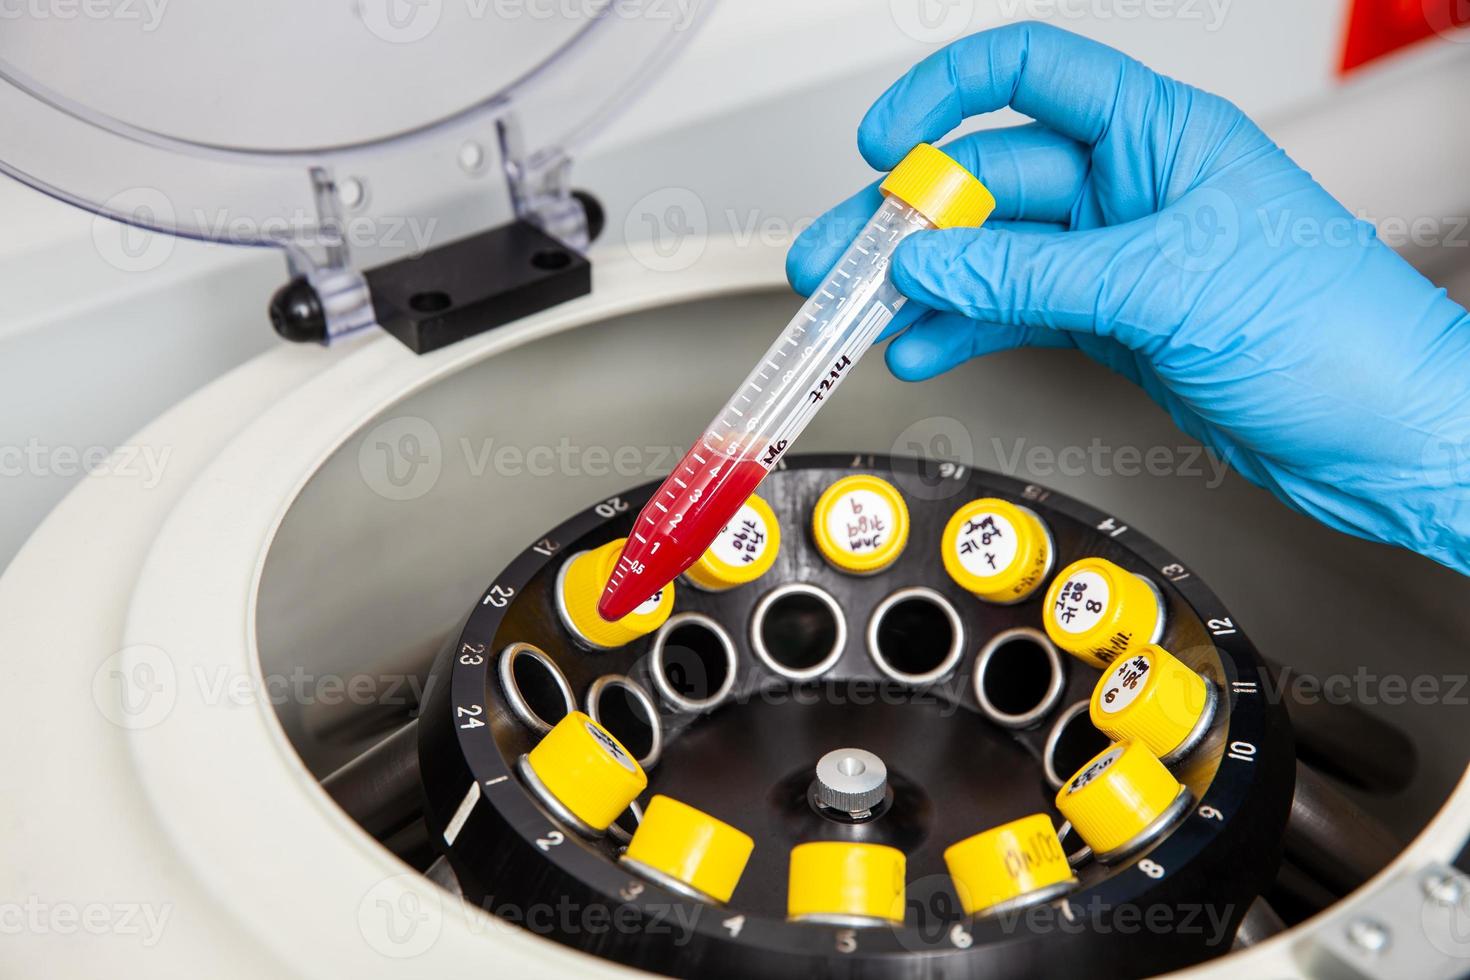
[788,21,1470,574]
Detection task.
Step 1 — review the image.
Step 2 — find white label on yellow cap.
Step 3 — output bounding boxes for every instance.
[711,504,772,566]
[824,488,896,555]
[1052,570,1109,634]
[1098,654,1153,715]
[633,588,666,617]
[1067,746,1122,794]
[585,720,638,773]
[953,510,1019,577]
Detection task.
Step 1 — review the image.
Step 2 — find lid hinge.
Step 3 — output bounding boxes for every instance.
[497,114,600,252]
[270,167,376,346]
[268,141,602,354]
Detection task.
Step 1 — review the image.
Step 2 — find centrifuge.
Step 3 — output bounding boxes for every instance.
[1,3,1468,979]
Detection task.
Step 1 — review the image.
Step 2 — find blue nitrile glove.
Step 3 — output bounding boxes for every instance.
[787,22,1470,574]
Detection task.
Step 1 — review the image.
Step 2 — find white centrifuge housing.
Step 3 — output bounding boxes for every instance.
[1,3,1468,978]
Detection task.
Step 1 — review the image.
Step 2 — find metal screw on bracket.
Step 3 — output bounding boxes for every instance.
[1422,872,1467,907]
[1345,918,1391,955]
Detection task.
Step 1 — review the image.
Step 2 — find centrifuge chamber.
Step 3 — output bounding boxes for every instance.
[3,231,1465,979]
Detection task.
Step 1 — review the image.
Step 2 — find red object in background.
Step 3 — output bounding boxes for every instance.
[1341,0,1470,73]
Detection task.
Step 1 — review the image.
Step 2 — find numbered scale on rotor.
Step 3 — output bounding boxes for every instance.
[418,455,1294,979]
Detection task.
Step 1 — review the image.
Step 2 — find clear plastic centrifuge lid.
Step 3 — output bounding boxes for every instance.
[0,1,703,260]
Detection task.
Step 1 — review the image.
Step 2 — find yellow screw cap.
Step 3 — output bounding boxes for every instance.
[941,498,1054,604]
[622,795,755,904]
[522,710,647,833]
[811,475,910,575]
[944,814,1077,917]
[558,538,674,649]
[880,143,996,230]
[1090,645,1215,762]
[1055,742,1187,861]
[683,493,781,592]
[788,841,907,925]
[1042,557,1164,668]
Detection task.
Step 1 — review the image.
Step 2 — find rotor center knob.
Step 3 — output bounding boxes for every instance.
[815,748,888,817]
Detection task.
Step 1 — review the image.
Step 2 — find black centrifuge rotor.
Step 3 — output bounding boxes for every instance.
[418,454,1295,979]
